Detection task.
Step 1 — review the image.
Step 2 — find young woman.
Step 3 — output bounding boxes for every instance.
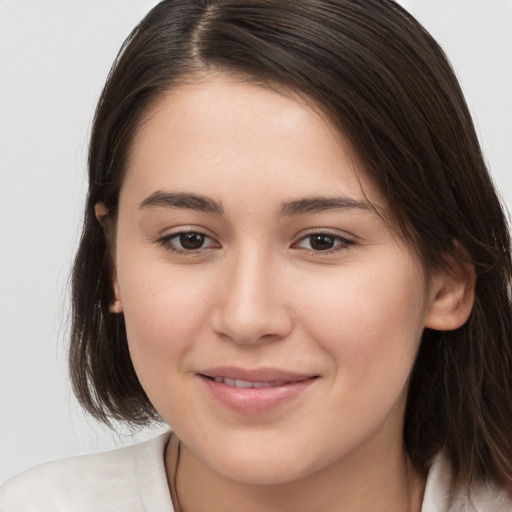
[2,1,511,510]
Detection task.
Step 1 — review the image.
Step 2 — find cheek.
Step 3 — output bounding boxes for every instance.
[295,256,428,387]
[119,267,218,422]
[116,252,215,382]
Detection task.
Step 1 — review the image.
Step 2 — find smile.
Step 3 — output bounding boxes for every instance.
[198,368,318,414]
[211,377,300,388]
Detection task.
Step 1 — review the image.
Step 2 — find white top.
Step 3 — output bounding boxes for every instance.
[1,432,511,511]
[0,433,175,512]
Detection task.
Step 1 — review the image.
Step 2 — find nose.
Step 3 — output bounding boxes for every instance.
[210,249,293,345]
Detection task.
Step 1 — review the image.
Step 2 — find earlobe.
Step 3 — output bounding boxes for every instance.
[109,298,123,314]
[108,269,123,314]
[110,268,123,313]
[94,202,109,226]
[94,202,123,314]
[424,257,476,331]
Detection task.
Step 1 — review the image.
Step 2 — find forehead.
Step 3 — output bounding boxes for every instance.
[122,73,386,213]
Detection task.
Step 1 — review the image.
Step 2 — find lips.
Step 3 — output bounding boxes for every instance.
[211,377,293,388]
[200,366,314,382]
[198,367,318,414]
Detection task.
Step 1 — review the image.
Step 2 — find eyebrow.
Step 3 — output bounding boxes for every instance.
[138,191,371,217]
[139,191,225,215]
[277,196,372,216]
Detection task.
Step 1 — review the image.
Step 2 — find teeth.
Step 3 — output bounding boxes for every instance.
[253,381,277,388]
[212,377,287,388]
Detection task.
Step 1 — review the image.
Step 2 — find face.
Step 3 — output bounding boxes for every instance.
[112,74,438,485]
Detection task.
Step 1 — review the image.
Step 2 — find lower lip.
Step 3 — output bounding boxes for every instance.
[199,375,317,415]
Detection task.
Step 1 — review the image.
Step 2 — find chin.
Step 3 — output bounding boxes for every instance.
[200,442,322,486]
[219,461,308,486]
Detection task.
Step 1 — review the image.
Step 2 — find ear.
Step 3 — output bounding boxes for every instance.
[424,255,476,331]
[95,202,123,314]
[108,269,123,314]
[94,202,109,227]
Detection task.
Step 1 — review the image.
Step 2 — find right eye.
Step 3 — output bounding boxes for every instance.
[158,231,218,253]
[293,232,355,254]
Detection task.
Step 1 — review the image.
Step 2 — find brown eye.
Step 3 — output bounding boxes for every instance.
[295,232,354,253]
[308,234,336,251]
[179,232,206,250]
[158,230,218,253]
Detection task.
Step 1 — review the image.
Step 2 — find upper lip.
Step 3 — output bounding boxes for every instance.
[198,366,316,383]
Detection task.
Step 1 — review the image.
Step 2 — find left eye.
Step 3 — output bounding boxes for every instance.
[295,233,352,252]
[159,231,217,252]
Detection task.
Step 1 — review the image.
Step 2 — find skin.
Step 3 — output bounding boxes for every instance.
[98,74,474,512]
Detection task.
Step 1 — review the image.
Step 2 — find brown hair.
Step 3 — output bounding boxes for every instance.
[70,0,512,488]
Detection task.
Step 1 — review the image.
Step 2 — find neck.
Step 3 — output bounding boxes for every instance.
[168,437,426,512]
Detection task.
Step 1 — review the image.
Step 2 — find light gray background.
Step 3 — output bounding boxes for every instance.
[1,0,511,484]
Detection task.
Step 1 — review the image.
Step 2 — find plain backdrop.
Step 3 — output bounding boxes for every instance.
[1,0,511,484]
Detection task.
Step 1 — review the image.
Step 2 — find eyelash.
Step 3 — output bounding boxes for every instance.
[157,230,355,255]
[292,232,355,254]
[157,230,216,255]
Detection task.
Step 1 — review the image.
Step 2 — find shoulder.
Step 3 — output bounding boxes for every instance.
[422,453,512,512]
[0,432,174,512]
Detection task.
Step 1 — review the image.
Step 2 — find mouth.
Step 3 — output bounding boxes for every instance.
[198,367,318,414]
[204,376,311,389]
